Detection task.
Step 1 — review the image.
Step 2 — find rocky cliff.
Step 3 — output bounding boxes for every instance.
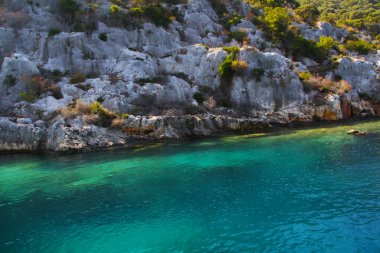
[0,0,379,152]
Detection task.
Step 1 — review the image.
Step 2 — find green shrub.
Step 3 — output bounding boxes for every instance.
[345,39,374,55]
[227,13,241,27]
[48,28,61,37]
[252,68,265,81]
[76,83,93,91]
[4,75,16,86]
[97,97,105,103]
[52,69,62,77]
[218,54,236,79]
[142,4,172,28]
[298,71,313,81]
[264,7,290,41]
[228,31,248,43]
[19,91,38,102]
[231,60,248,74]
[193,92,205,104]
[185,105,199,115]
[295,4,320,25]
[110,4,123,13]
[222,46,240,54]
[90,101,116,126]
[70,73,86,84]
[60,0,80,13]
[317,36,337,54]
[20,76,62,102]
[285,32,325,62]
[98,33,108,42]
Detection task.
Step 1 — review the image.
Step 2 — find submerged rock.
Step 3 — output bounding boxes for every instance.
[347,129,368,136]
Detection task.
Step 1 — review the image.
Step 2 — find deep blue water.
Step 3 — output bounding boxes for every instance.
[1,121,380,252]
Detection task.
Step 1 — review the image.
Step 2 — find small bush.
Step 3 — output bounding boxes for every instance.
[76,83,93,91]
[285,32,325,63]
[231,60,248,74]
[61,101,118,127]
[218,54,235,79]
[52,69,62,77]
[264,7,290,41]
[48,28,61,37]
[252,68,265,81]
[20,76,62,102]
[227,13,241,27]
[298,71,312,81]
[317,36,337,54]
[345,40,374,55]
[295,4,320,25]
[135,77,160,86]
[108,73,122,84]
[193,92,205,104]
[70,73,86,84]
[302,76,338,93]
[19,91,38,102]
[88,102,116,126]
[222,46,240,54]
[228,31,248,43]
[4,75,16,86]
[143,4,172,28]
[98,33,108,41]
[60,0,80,13]
[185,105,199,115]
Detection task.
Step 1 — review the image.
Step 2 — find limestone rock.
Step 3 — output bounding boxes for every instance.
[0,117,45,151]
[338,57,380,100]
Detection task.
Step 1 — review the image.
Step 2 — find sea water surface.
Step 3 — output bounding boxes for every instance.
[1,121,380,253]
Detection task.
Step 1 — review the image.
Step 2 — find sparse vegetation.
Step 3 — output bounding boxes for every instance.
[295,3,320,25]
[193,92,206,104]
[48,28,61,37]
[222,46,240,55]
[252,68,265,81]
[263,7,290,41]
[60,101,119,127]
[70,73,86,84]
[218,54,236,79]
[231,60,248,74]
[98,33,108,41]
[298,71,313,81]
[227,31,248,43]
[344,39,375,55]
[19,76,62,102]
[4,75,16,86]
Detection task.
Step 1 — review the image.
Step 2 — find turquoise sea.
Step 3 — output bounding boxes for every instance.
[1,121,380,252]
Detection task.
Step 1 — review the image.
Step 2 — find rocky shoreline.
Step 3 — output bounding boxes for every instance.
[1,111,378,153]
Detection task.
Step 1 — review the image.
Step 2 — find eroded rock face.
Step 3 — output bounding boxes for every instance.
[45,117,127,152]
[159,45,225,90]
[0,54,39,93]
[338,57,380,100]
[230,50,306,112]
[124,115,272,138]
[0,117,45,151]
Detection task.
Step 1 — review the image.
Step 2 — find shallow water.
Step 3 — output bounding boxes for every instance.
[1,121,380,253]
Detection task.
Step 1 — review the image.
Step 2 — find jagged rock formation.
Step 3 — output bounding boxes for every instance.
[0,0,379,152]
